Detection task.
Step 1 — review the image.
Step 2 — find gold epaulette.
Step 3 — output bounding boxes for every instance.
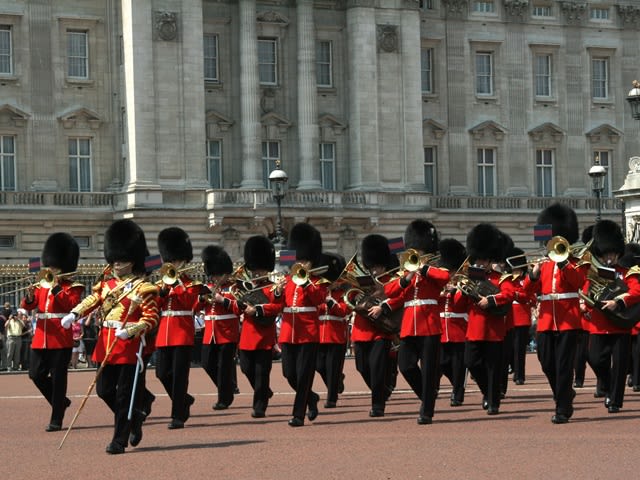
[626,265,640,278]
[71,281,86,289]
[136,283,159,296]
[499,272,512,284]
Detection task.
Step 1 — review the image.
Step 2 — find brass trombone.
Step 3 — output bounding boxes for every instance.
[505,236,570,270]
[1,268,78,295]
[397,248,441,273]
[157,262,201,285]
[290,263,329,286]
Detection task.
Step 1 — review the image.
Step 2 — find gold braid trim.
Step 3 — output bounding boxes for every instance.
[625,265,640,278]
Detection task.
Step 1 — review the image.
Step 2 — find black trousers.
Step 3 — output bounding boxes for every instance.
[155,345,193,421]
[440,342,466,403]
[588,333,631,408]
[354,339,391,411]
[239,348,273,413]
[512,325,530,383]
[631,334,640,388]
[574,330,589,384]
[201,342,237,406]
[500,329,514,395]
[398,335,441,418]
[29,348,72,426]
[465,340,503,410]
[537,330,578,416]
[97,363,142,448]
[281,343,318,420]
[316,343,347,404]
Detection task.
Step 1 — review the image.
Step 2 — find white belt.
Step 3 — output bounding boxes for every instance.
[539,293,579,301]
[440,312,468,320]
[283,306,317,313]
[36,313,65,319]
[161,310,193,317]
[204,314,237,321]
[319,315,345,322]
[103,320,123,329]
[404,299,438,307]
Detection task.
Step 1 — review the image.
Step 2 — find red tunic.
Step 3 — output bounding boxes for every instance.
[318,289,350,344]
[385,266,450,338]
[202,288,242,345]
[454,271,515,341]
[510,274,535,328]
[582,267,640,334]
[238,283,282,351]
[155,274,203,347]
[278,275,328,344]
[21,280,85,349]
[350,274,403,342]
[522,259,585,332]
[439,289,468,343]
[71,275,159,365]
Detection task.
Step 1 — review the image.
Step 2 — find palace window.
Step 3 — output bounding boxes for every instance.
[477,148,495,196]
[204,34,219,82]
[206,140,222,188]
[69,138,92,192]
[0,135,15,191]
[535,149,554,197]
[258,38,277,86]
[67,30,88,79]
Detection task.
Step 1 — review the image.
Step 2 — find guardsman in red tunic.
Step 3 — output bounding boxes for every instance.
[200,246,242,410]
[352,234,403,418]
[453,224,515,416]
[504,247,536,386]
[624,243,640,392]
[582,220,640,414]
[522,203,585,424]
[155,227,204,429]
[65,219,159,454]
[316,253,350,409]
[279,223,329,427]
[237,235,282,418]
[21,233,84,432]
[437,238,469,407]
[384,220,450,425]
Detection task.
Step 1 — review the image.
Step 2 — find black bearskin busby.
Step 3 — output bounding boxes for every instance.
[244,235,275,272]
[404,219,439,254]
[581,225,594,245]
[202,246,233,277]
[361,234,393,270]
[466,223,504,262]
[104,219,148,275]
[287,223,322,266]
[619,243,640,269]
[537,203,579,244]
[320,252,347,284]
[158,227,193,263]
[591,220,625,259]
[42,232,80,274]
[438,238,466,272]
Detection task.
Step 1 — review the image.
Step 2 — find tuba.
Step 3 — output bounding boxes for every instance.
[579,257,640,329]
[453,264,510,317]
[343,286,401,335]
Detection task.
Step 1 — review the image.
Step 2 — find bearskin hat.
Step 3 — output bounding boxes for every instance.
[438,238,466,272]
[201,246,233,276]
[591,220,625,259]
[42,232,80,274]
[537,203,579,244]
[287,223,322,266]
[320,252,347,283]
[158,227,193,263]
[361,234,393,270]
[618,243,640,269]
[244,235,275,272]
[466,223,504,262]
[581,225,594,245]
[104,219,148,274]
[404,219,439,254]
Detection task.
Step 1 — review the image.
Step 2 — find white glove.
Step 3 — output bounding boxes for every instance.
[114,327,129,340]
[61,313,76,329]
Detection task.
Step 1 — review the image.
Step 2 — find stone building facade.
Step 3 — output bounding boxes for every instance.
[0,0,638,295]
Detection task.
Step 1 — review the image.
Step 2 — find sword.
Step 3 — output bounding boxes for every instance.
[127,334,146,420]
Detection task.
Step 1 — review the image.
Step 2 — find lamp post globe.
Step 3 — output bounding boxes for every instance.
[588,163,607,222]
[626,80,640,121]
[268,162,288,250]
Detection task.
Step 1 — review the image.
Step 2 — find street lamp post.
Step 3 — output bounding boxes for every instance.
[268,160,288,250]
[588,157,607,222]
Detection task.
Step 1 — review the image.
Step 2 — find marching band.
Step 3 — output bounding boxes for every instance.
[14,202,640,453]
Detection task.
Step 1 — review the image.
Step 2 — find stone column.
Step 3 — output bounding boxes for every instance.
[121,0,161,197]
[400,7,424,191]
[296,0,321,190]
[239,0,263,189]
[346,3,378,190]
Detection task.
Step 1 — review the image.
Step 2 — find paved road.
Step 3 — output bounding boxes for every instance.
[2,354,639,479]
